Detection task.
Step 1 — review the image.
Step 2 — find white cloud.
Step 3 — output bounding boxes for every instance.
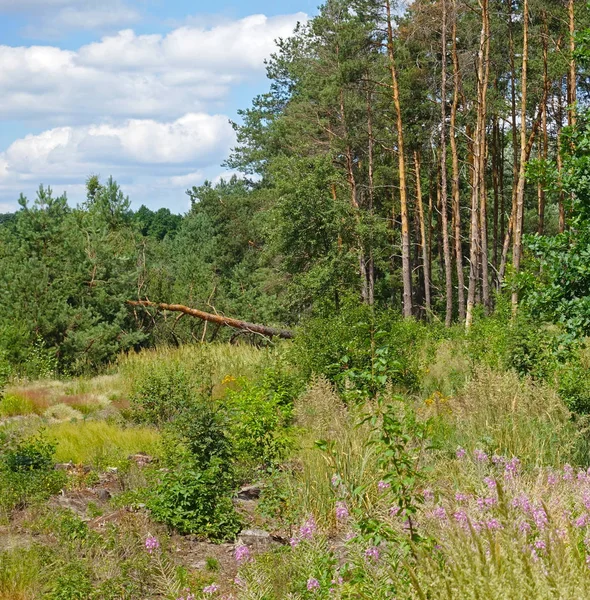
[0,113,235,197]
[0,13,306,123]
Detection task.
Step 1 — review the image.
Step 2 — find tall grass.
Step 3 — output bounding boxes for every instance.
[49,421,160,467]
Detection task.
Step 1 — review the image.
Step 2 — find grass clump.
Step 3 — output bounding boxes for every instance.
[48,421,160,467]
[0,393,36,418]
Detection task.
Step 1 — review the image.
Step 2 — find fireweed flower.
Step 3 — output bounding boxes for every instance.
[547,472,558,486]
[289,537,299,548]
[586,555,590,568]
[483,477,497,491]
[335,501,349,521]
[504,457,520,478]
[307,578,320,592]
[299,516,317,540]
[518,520,531,534]
[331,474,341,487]
[234,545,250,563]
[532,506,549,530]
[456,447,466,459]
[485,518,502,531]
[474,449,488,463]
[492,454,506,465]
[563,464,575,481]
[203,584,219,595]
[534,539,546,551]
[432,506,447,520]
[575,514,588,528]
[455,492,469,503]
[378,480,391,492]
[365,546,380,562]
[389,506,400,517]
[145,536,159,553]
[423,488,434,501]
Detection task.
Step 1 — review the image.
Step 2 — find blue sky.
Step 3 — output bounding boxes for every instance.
[0,0,318,213]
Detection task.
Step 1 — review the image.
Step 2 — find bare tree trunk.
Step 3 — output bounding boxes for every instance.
[466,0,488,328]
[127,301,295,339]
[511,0,529,315]
[414,151,431,315]
[492,114,500,269]
[386,0,413,318]
[440,0,453,326]
[451,0,466,322]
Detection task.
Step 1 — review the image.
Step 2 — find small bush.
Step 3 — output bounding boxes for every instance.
[129,364,210,425]
[0,433,66,513]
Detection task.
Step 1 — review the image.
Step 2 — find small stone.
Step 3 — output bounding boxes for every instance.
[237,484,263,500]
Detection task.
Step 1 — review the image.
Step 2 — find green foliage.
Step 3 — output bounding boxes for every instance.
[293,304,429,398]
[225,371,297,469]
[0,433,66,513]
[129,363,211,425]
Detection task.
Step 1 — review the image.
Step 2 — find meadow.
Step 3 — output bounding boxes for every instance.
[1,309,590,599]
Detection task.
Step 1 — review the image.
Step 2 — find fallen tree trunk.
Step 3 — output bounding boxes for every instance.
[127,300,295,340]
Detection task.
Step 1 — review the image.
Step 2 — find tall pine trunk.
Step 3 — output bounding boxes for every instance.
[386,0,412,318]
[414,151,431,315]
[451,0,466,321]
[511,0,529,315]
[440,0,453,326]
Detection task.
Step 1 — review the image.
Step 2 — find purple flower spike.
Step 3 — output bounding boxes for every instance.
[335,501,349,521]
[203,584,219,595]
[378,480,391,492]
[234,545,250,563]
[145,536,159,553]
[474,449,488,463]
[456,447,466,459]
[365,546,380,562]
[307,578,320,592]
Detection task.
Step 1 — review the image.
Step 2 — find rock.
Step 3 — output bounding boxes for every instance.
[237,528,276,551]
[128,453,153,468]
[95,489,111,501]
[237,484,263,500]
[55,462,75,471]
[106,467,118,474]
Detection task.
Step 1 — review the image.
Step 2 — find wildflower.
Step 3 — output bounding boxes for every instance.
[504,456,520,475]
[586,555,590,568]
[485,518,502,531]
[532,506,548,530]
[518,521,531,534]
[145,536,159,553]
[335,501,349,521]
[455,492,469,503]
[583,492,590,511]
[474,449,488,463]
[483,477,496,491]
[307,578,320,592]
[389,506,400,517]
[289,537,299,547]
[234,576,246,587]
[423,488,434,501]
[512,495,532,513]
[234,545,250,563]
[331,474,341,487]
[431,506,447,521]
[378,480,391,492]
[477,496,497,510]
[456,447,466,459]
[578,470,588,482]
[453,510,468,527]
[492,454,506,465]
[547,472,558,486]
[563,464,574,481]
[299,516,317,540]
[575,514,588,528]
[534,539,546,551]
[203,584,219,595]
[365,546,380,562]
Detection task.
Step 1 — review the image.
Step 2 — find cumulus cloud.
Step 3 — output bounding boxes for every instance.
[0,113,235,195]
[0,13,306,123]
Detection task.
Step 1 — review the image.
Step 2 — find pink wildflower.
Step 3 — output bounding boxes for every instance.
[234,545,250,563]
[335,501,349,521]
[365,546,380,562]
[203,584,219,595]
[456,447,466,459]
[299,516,317,540]
[145,536,159,553]
[474,449,488,462]
[378,480,391,492]
[307,578,320,592]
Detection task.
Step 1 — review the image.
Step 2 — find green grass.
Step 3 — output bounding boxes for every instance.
[48,421,160,467]
[0,394,36,417]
